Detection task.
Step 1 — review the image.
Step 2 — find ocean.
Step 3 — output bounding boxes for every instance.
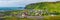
[0,7,25,10]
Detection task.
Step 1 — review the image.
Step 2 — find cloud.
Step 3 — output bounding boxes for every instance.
[0,0,20,7]
[0,0,59,7]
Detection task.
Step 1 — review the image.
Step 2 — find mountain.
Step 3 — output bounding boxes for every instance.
[25,1,60,12]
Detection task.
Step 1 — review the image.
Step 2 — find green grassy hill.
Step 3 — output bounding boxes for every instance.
[25,1,60,13]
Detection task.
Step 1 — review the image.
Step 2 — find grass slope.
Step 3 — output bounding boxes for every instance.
[25,1,60,13]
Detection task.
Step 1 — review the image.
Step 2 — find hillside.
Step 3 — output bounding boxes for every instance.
[25,1,60,13]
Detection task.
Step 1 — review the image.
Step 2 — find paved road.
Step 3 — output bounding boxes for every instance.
[17,16,44,20]
[27,16,43,20]
[27,16,43,19]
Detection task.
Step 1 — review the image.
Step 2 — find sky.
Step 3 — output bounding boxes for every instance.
[0,0,60,7]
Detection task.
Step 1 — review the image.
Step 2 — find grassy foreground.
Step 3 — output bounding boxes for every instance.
[44,15,60,20]
[3,15,60,20]
[4,16,35,20]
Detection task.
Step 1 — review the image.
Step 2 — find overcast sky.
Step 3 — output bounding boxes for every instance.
[0,0,59,7]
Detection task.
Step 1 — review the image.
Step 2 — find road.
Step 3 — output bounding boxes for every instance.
[17,16,44,20]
